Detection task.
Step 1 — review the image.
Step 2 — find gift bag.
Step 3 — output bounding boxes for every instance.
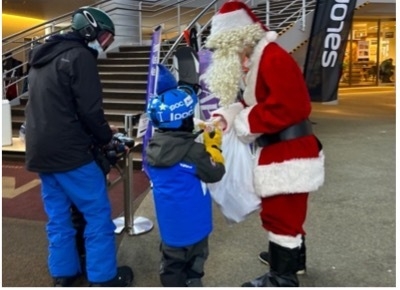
[208,129,261,223]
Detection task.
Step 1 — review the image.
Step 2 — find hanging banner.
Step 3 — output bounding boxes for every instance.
[303,0,357,102]
[198,49,220,120]
[142,25,162,176]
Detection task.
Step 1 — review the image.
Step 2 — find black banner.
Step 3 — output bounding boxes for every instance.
[304,0,357,102]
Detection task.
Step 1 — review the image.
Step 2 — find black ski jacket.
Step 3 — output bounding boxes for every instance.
[25,32,112,173]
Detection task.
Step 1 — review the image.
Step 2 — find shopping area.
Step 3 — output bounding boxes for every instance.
[340,18,396,87]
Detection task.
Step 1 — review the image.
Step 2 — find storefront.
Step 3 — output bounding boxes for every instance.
[340,19,396,87]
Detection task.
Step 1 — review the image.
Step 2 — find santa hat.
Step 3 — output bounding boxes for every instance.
[206,0,277,48]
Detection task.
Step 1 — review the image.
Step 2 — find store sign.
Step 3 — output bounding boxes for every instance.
[304,0,357,102]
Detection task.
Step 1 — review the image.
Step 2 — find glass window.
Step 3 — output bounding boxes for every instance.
[340,19,396,87]
[344,21,379,86]
[378,20,396,84]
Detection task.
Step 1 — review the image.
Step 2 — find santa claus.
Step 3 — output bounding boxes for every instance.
[204,0,325,287]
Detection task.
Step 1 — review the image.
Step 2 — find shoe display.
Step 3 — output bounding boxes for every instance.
[89,266,134,287]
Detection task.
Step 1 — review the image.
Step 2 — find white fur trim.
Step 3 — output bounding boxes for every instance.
[211,102,244,132]
[243,36,273,105]
[211,9,254,36]
[233,106,261,144]
[254,151,325,197]
[269,232,302,249]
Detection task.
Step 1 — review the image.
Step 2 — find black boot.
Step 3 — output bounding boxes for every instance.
[298,236,306,275]
[53,275,82,287]
[242,242,299,287]
[259,236,306,274]
[89,266,134,287]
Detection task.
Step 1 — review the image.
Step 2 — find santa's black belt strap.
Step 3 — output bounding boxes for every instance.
[256,120,313,147]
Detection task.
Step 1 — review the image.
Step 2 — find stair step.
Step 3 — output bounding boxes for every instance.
[97,58,150,65]
[98,64,149,72]
[99,72,148,81]
[103,98,146,111]
[118,46,151,52]
[102,88,147,94]
[107,51,150,58]
[101,80,147,90]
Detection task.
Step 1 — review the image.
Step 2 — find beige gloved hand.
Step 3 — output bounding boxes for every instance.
[203,128,224,164]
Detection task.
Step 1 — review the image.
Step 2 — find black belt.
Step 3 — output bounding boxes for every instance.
[255,120,313,147]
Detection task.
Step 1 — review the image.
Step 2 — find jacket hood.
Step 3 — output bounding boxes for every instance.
[29,31,97,68]
[146,131,197,167]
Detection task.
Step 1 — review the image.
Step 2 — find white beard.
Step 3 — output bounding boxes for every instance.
[204,50,242,107]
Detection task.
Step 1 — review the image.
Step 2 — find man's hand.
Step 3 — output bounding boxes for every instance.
[109,124,119,134]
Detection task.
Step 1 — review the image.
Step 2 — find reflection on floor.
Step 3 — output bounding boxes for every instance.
[2,137,25,152]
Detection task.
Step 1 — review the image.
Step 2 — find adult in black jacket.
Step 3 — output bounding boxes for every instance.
[24,7,133,287]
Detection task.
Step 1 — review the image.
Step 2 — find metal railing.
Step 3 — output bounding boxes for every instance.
[2,0,140,101]
[158,0,316,66]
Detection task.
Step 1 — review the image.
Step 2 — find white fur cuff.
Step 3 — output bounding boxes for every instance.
[233,106,260,143]
[211,102,244,132]
[269,232,302,249]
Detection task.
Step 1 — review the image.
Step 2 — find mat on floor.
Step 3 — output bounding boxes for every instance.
[2,160,150,221]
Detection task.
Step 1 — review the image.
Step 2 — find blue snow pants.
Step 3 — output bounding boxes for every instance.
[39,161,117,283]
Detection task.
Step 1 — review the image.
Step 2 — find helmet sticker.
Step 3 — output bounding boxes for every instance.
[147,87,198,129]
[82,10,98,28]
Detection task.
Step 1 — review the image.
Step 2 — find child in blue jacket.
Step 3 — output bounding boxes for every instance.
[145,67,225,287]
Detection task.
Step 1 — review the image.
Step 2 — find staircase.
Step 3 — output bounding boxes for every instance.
[254,0,316,35]
[98,45,151,169]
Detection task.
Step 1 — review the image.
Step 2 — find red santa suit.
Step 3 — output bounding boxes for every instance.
[204,1,324,287]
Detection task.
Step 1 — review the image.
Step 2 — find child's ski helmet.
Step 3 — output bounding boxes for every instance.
[147,86,197,130]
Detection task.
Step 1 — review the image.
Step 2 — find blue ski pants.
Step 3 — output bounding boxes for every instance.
[39,161,117,283]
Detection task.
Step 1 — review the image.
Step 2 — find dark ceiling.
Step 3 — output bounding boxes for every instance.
[2,0,97,20]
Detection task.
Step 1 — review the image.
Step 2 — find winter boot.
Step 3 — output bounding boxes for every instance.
[53,275,82,287]
[259,236,306,275]
[186,278,203,287]
[242,242,300,287]
[89,266,134,287]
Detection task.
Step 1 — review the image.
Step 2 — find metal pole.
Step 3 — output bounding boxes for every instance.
[123,114,135,234]
[139,2,143,45]
[120,113,153,236]
[301,0,306,31]
[177,3,181,35]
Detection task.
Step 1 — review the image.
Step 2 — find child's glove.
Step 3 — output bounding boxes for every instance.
[203,128,224,164]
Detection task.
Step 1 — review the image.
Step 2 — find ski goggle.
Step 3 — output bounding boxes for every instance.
[97,30,114,51]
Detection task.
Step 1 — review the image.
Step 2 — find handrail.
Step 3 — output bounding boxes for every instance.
[160,0,220,64]
[2,0,141,100]
[3,0,111,43]
[264,0,316,31]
